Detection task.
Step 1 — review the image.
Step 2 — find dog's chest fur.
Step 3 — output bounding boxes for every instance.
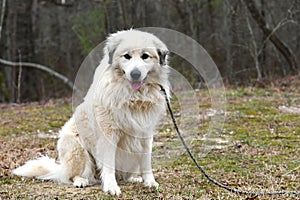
[113,86,165,134]
[91,80,166,138]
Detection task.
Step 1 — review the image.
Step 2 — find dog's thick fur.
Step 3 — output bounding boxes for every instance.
[12,30,170,196]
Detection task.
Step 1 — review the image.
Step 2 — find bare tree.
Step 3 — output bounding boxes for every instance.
[244,0,299,73]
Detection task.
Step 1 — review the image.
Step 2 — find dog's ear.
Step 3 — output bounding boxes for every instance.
[157,49,169,66]
[107,38,122,65]
[108,48,116,65]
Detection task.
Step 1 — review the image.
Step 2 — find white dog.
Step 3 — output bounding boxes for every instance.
[13,30,170,196]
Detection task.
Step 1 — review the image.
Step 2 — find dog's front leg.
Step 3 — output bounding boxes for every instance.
[141,137,159,189]
[96,135,121,196]
[142,171,159,189]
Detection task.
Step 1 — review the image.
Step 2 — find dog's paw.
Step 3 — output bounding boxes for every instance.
[102,179,121,196]
[73,176,89,188]
[143,179,159,189]
[127,176,143,183]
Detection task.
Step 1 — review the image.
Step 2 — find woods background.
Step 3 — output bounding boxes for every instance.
[0,0,299,102]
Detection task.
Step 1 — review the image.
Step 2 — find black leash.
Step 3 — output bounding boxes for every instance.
[160,85,300,196]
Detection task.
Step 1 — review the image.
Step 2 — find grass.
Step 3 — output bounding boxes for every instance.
[0,85,299,199]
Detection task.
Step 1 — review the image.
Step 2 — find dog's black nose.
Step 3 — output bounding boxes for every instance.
[130,68,141,81]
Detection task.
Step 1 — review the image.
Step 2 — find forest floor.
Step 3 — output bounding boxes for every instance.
[0,76,300,200]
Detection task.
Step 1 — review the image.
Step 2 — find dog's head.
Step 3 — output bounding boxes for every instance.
[105,30,169,91]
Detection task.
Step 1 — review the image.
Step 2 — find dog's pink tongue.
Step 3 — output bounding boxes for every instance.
[131,82,143,91]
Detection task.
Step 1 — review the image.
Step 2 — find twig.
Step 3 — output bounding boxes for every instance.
[0,58,77,91]
[17,50,22,103]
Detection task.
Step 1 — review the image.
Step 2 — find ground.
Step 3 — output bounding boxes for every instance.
[0,76,299,199]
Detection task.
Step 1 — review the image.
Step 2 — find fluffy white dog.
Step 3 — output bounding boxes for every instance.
[13,30,170,196]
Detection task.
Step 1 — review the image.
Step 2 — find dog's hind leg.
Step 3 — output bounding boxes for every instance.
[57,118,94,187]
[72,176,89,188]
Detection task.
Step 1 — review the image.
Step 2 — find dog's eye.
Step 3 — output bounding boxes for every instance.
[123,54,131,60]
[141,53,150,60]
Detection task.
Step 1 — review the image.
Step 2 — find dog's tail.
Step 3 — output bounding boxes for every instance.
[12,156,70,184]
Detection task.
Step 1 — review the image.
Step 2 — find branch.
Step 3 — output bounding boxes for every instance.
[257,17,296,58]
[0,58,77,91]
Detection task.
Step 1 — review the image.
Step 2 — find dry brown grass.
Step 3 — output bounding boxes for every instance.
[1,85,299,199]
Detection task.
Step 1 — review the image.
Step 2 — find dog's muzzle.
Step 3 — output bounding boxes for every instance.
[129,68,145,91]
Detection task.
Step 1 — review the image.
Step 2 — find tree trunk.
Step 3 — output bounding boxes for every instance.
[6,0,17,102]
